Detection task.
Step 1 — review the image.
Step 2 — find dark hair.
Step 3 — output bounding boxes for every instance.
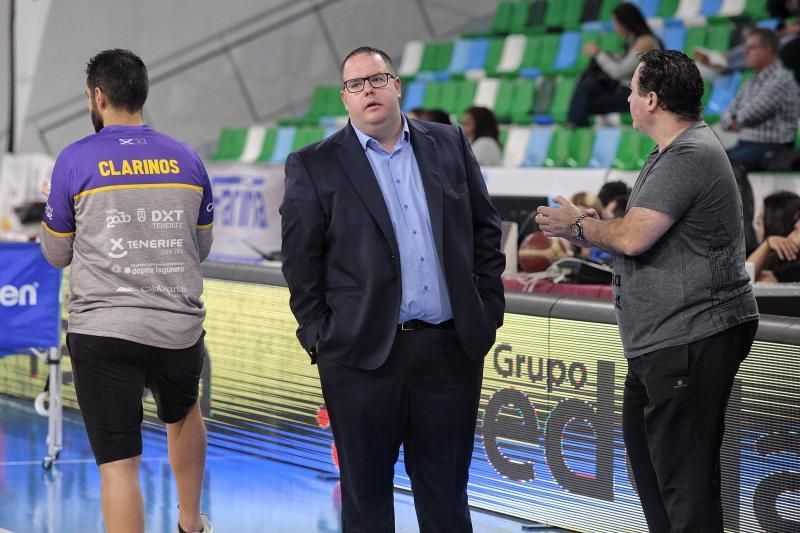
[340,46,395,78]
[748,28,780,54]
[763,191,800,237]
[420,109,452,125]
[611,193,630,218]
[598,180,630,206]
[86,49,148,113]
[463,106,499,141]
[637,49,703,121]
[613,3,656,39]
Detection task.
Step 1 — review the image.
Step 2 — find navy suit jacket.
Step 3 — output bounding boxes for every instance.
[280,118,505,370]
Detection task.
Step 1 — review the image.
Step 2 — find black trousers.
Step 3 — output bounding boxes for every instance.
[316,327,484,533]
[623,320,758,533]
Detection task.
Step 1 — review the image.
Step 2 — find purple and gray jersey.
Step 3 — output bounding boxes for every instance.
[40,124,214,349]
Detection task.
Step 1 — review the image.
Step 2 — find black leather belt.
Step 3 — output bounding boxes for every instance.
[398,319,455,331]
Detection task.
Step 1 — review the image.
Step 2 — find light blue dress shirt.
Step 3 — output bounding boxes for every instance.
[352,119,453,324]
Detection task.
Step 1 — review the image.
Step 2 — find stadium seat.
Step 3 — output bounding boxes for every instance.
[402,80,428,113]
[705,21,733,51]
[492,79,516,122]
[683,26,708,53]
[701,0,723,16]
[398,41,425,77]
[464,38,491,73]
[613,129,645,170]
[588,127,622,168]
[511,79,537,124]
[705,71,742,117]
[238,127,267,163]
[544,127,573,167]
[270,127,297,164]
[638,135,657,167]
[496,34,527,76]
[256,128,278,163]
[212,128,248,161]
[523,127,555,166]
[581,0,602,23]
[568,127,596,167]
[447,39,474,75]
[493,2,513,34]
[550,31,582,73]
[455,80,478,116]
[503,126,533,167]
[744,0,769,19]
[717,0,746,16]
[598,0,621,21]
[509,0,533,34]
[532,76,557,116]
[658,0,681,17]
[419,41,454,73]
[676,0,703,19]
[485,38,509,77]
[661,21,687,50]
[631,0,661,18]
[563,0,587,29]
[474,78,502,111]
[546,75,579,124]
[292,127,325,152]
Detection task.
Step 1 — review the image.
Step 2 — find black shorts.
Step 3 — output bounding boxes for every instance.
[66,332,205,465]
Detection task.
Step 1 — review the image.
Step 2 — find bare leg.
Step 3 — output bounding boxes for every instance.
[99,456,144,533]
[167,402,207,532]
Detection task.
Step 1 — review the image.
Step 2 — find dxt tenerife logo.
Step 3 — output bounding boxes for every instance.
[0,282,38,307]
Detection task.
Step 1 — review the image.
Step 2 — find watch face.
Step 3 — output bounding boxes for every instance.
[570,223,581,238]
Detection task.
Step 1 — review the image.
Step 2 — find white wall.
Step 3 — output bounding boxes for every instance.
[0,0,499,157]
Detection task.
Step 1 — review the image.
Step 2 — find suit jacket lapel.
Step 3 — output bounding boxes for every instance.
[333,124,400,258]
[409,121,445,263]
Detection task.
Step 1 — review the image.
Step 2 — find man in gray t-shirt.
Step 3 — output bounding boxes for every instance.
[537,50,758,532]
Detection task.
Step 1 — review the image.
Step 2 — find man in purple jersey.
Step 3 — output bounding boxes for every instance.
[40,49,214,533]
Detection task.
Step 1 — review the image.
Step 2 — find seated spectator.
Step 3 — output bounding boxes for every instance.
[418,108,452,124]
[567,3,661,127]
[597,180,631,219]
[721,28,800,171]
[461,106,502,167]
[747,191,800,282]
[407,107,425,120]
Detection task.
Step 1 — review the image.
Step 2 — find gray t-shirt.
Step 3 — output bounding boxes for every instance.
[613,122,759,358]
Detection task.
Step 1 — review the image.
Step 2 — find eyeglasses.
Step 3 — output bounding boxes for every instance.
[343,72,395,93]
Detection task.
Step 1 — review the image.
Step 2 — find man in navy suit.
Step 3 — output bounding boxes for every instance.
[280,46,505,532]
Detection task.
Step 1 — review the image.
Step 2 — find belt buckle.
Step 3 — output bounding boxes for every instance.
[400,321,415,331]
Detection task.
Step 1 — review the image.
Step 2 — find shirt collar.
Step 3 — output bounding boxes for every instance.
[352,116,410,153]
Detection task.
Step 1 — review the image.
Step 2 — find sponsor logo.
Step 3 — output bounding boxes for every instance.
[123,262,186,275]
[118,138,147,145]
[45,204,54,220]
[109,238,128,259]
[206,202,214,213]
[0,282,39,307]
[137,208,146,223]
[141,284,187,294]
[111,264,122,273]
[151,209,185,229]
[106,210,132,229]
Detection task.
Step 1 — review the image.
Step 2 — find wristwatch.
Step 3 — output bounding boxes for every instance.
[570,214,588,239]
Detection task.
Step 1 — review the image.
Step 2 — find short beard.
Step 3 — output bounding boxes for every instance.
[90,104,104,133]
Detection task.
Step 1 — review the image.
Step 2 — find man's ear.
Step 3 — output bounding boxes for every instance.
[94,87,107,110]
[647,91,658,111]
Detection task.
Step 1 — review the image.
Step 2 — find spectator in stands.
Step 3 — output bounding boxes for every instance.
[418,108,451,124]
[537,50,758,532]
[461,106,502,167]
[747,190,800,281]
[721,28,800,171]
[597,180,631,219]
[407,107,425,120]
[567,3,662,127]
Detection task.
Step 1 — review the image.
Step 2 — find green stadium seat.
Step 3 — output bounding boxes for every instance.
[743,0,769,19]
[423,82,444,110]
[493,79,516,122]
[612,129,643,170]
[493,2,513,34]
[684,26,708,53]
[599,0,621,21]
[658,0,680,17]
[549,75,579,123]
[292,127,325,152]
[598,30,624,54]
[705,22,734,52]
[544,0,566,28]
[256,129,278,163]
[562,0,586,29]
[485,38,507,76]
[419,42,454,72]
[544,127,573,166]
[509,0,533,34]
[455,80,478,116]
[533,76,557,115]
[637,133,656,167]
[211,128,248,161]
[568,127,595,167]
[511,79,537,124]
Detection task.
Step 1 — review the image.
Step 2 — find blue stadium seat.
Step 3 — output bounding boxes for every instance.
[447,39,473,75]
[551,32,582,72]
[631,0,661,18]
[522,128,554,167]
[588,127,623,168]
[465,38,490,71]
[705,71,742,116]
[701,0,723,16]
[402,80,428,113]
[270,127,297,164]
[661,22,687,51]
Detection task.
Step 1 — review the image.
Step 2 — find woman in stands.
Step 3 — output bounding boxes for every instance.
[747,191,800,282]
[567,2,662,127]
[461,106,502,167]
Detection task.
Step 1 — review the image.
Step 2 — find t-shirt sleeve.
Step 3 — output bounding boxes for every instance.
[196,155,214,227]
[628,142,705,222]
[42,149,76,234]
